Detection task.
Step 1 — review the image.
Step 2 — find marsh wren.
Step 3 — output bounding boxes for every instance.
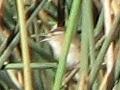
[42,27,81,71]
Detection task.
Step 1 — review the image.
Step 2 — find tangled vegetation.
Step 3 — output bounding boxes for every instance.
[0,0,120,90]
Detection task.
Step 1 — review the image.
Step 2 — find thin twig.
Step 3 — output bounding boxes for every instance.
[62,66,79,87]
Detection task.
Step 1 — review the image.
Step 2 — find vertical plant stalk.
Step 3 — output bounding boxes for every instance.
[77,0,94,90]
[17,0,33,90]
[99,0,114,90]
[52,0,81,90]
[88,0,95,66]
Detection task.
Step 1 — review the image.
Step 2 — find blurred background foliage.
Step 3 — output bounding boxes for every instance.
[0,0,120,90]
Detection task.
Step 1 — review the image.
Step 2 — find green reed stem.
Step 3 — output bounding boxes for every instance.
[52,0,81,90]
[77,0,93,89]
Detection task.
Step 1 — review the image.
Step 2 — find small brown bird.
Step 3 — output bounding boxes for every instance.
[42,28,81,71]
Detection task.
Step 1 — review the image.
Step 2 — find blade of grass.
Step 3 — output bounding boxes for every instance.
[52,0,81,90]
[77,0,94,89]
[17,0,33,90]
[87,0,95,66]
